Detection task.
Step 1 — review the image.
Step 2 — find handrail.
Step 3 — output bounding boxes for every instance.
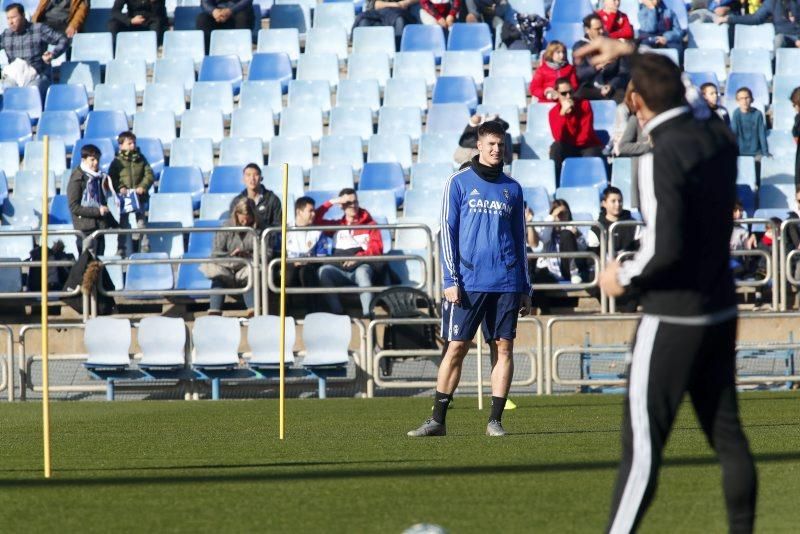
[780,219,800,311]
[0,325,13,401]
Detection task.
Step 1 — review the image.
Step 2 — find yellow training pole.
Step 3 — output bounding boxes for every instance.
[278,163,289,440]
[41,136,52,478]
[476,329,483,410]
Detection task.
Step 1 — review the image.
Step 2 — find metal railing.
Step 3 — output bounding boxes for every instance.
[0,325,13,401]
[365,316,544,397]
[260,223,436,314]
[780,219,800,311]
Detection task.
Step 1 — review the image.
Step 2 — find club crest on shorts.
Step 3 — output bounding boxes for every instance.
[453,324,460,335]
[503,189,510,201]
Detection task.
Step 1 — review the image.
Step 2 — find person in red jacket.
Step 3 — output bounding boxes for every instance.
[596,0,634,40]
[548,77,604,183]
[314,188,384,316]
[529,40,578,102]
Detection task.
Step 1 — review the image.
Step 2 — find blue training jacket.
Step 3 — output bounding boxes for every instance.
[440,166,532,295]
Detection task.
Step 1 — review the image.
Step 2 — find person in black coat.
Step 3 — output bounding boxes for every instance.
[67,144,114,256]
[108,0,168,46]
[572,13,629,103]
[229,163,282,235]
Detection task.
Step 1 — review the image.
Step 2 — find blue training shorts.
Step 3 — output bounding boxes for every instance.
[441,291,521,342]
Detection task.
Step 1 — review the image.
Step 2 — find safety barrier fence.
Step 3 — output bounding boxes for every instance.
[780,219,800,311]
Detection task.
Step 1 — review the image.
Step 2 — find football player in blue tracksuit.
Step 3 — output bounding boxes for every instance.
[407,120,532,438]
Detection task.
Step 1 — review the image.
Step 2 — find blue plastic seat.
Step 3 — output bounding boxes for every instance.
[686,72,719,90]
[279,106,324,145]
[384,78,427,113]
[133,111,177,149]
[296,53,340,89]
[81,7,112,32]
[724,73,770,110]
[70,32,113,64]
[306,27,349,63]
[2,86,42,125]
[49,194,71,224]
[328,106,373,144]
[507,0,544,15]
[257,28,301,64]
[147,193,194,257]
[124,252,174,294]
[418,132,460,165]
[173,6,204,31]
[590,100,617,134]
[176,252,213,293]
[268,3,308,34]
[190,81,235,117]
[760,156,795,184]
[367,134,412,174]
[199,55,243,95]
[44,85,89,124]
[0,111,33,153]
[392,51,437,88]
[521,186,551,220]
[560,157,607,188]
[347,52,391,89]
[71,138,115,171]
[115,31,158,66]
[219,137,264,167]
[401,24,446,64]
[482,76,527,110]
[288,79,333,115]
[84,110,129,140]
[733,24,775,53]
[13,170,56,199]
[58,61,102,96]
[210,29,254,64]
[687,22,729,52]
[359,162,406,207]
[158,166,205,209]
[737,156,756,189]
[426,103,470,134]
[199,193,238,220]
[378,107,422,144]
[36,111,80,152]
[555,186,601,215]
[188,219,224,254]
[550,0,592,22]
[736,184,756,217]
[759,184,795,209]
[269,135,314,175]
[352,26,395,60]
[23,140,66,176]
[169,138,215,176]
[136,137,165,177]
[162,30,206,67]
[410,162,452,190]
[447,23,492,63]
[180,109,225,145]
[318,135,364,172]
[0,144,18,180]
[441,50,485,87]
[309,164,354,191]
[432,76,478,114]
[93,82,138,117]
[511,160,557,195]
[545,23,584,48]
[249,52,293,93]
[208,166,244,193]
[730,48,773,83]
[337,79,381,115]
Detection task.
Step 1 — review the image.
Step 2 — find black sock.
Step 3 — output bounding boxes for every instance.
[489,396,507,423]
[431,391,452,425]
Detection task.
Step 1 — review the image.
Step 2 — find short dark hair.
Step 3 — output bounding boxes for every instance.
[81,144,101,160]
[117,131,136,145]
[554,77,572,89]
[583,13,602,29]
[5,3,24,16]
[243,163,262,176]
[734,198,743,211]
[630,53,686,114]
[338,187,357,197]
[736,86,753,99]
[699,82,717,93]
[477,119,506,139]
[601,186,623,201]
[790,86,800,108]
[295,196,315,211]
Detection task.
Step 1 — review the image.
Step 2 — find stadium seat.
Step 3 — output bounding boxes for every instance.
[359,161,406,207]
[687,22,729,52]
[153,57,196,96]
[760,156,795,184]
[313,2,355,37]
[759,183,795,209]
[0,257,23,293]
[730,49,773,83]
[279,106,324,145]
[725,73,770,110]
[392,51,437,89]
[248,315,296,366]
[210,29,254,65]
[482,76,527,110]
[306,27,348,63]
[401,24,446,64]
[208,166,243,194]
[329,106,375,144]
[288,79,333,115]
[611,158,633,206]
[172,6,204,31]
[367,135,413,174]
[264,164,305,199]
[0,142,19,179]
[192,315,242,367]
[84,110,129,141]
[410,162,452,190]
[92,83,137,117]
[296,53,340,89]
[0,172,7,205]
[309,164,354,191]
[352,26,395,60]
[199,192,238,220]
[49,194,71,224]
[136,137,165,177]
[773,74,800,103]
[219,137,264,167]
[426,104,471,134]
[124,252,174,294]
[545,23,584,48]
[162,30,205,67]
[13,170,56,199]
[447,23,492,63]
[0,231,35,260]
[190,81,235,117]
[188,219,224,254]
[231,108,275,144]
[176,251,213,296]
[240,81,283,118]
[489,50,533,85]
[137,317,187,368]
[685,72,720,91]
[550,0,592,22]
[522,186,551,219]
[2,86,42,125]
[507,0,545,15]
[384,78,427,113]
[737,156,757,189]
[560,158,607,189]
[441,51,485,87]
[0,111,32,153]
[590,100,617,134]
[1,196,41,226]
[766,132,795,159]
[318,135,364,172]
[180,109,225,146]
[337,79,381,115]
[22,140,66,176]
[143,83,187,119]
[520,134,553,160]
[115,31,158,66]
[511,160,556,194]
[148,192,195,228]
[772,100,795,131]
[135,111,177,150]
[733,24,775,54]
[776,48,800,76]
[58,61,102,97]
[347,52,391,90]
[44,84,89,124]
[526,102,557,137]
[269,135,314,175]
[647,47,680,66]
[402,188,441,222]
[418,132,460,165]
[257,28,301,64]
[71,138,115,171]
[378,107,423,144]
[555,186,601,215]
[83,317,131,367]
[475,104,521,143]
[159,166,205,209]
[664,0,688,29]
[70,32,113,64]
[432,76,478,113]
[736,184,756,216]
[249,52,294,93]
[357,189,398,223]
[198,55,243,95]
[169,138,214,176]
[36,111,80,152]
[268,3,309,35]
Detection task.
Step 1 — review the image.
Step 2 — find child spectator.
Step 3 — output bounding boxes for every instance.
[730,199,757,279]
[548,77,603,183]
[731,87,769,158]
[700,82,731,127]
[596,0,634,40]
[529,40,578,103]
[67,144,113,256]
[587,186,639,257]
[108,131,155,257]
[419,0,459,29]
[791,86,800,189]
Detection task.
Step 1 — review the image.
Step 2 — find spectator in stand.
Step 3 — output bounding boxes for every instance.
[791,86,800,189]
[597,0,634,40]
[31,0,87,38]
[419,0,459,29]
[638,0,686,56]
[716,0,800,49]
[196,0,253,54]
[230,163,282,234]
[529,40,578,103]
[548,77,604,183]
[0,4,68,101]
[354,0,417,49]
[108,131,155,258]
[285,196,325,290]
[730,199,757,278]
[573,13,629,103]
[314,189,384,317]
[67,144,112,256]
[731,87,769,159]
[205,197,258,317]
[464,0,513,29]
[700,82,731,127]
[454,113,513,166]
[108,0,168,46]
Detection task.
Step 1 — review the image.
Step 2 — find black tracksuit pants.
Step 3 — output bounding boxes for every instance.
[606,315,757,534]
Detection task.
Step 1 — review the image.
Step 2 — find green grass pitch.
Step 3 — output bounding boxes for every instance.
[0,393,798,533]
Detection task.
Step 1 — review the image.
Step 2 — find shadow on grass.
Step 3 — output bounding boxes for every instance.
[2,451,798,488]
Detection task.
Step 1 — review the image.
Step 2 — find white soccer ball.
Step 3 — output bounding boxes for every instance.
[402,523,448,534]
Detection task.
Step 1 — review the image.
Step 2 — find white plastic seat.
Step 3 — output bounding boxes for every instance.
[476,104,521,143]
[733,24,775,54]
[441,50,485,87]
[511,159,556,194]
[0,232,34,260]
[148,193,195,227]
[0,197,41,226]
[169,138,214,176]
[264,164,306,198]
[772,100,796,131]
[190,81,234,117]
[248,315,296,365]
[13,170,57,198]
[347,52,391,89]
[85,317,131,366]
[180,109,225,145]
[105,58,148,94]
[0,142,19,178]
[309,164,354,190]
[305,27,348,63]
[403,189,442,221]
[192,316,241,367]
[210,28,253,64]
[269,135,313,175]
[328,106,374,144]
[257,28,300,64]
[93,83,137,116]
[482,76,527,109]
[296,53,340,89]
[730,48,773,83]
[410,162,452,190]
[115,31,158,66]
[776,48,800,76]
[163,30,205,67]
[70,33,113,65]
[418,132,460,166]
[393,51,437,89]
[279,106,324,145]
[688,22,729,52]
[219,137,264,167]
[384,77,428,113]
[489,50,533,85]
[287,79,332,115]
[352,26,395,61]
[367,133,412,172]
[231,108,275,144]
[684,48,727,84]
[336,79,381,115]
[240,81,283,119]
[143,83,187,119]
[302,312,351,366]
[153,57,196,94]
[138,317,187,367]
[199,192,238,219]
[23,140,66,176]
[312,2,355,37]
[426,103,470,134]
[378,107,422,144]
[318,135,364,172]
[353,189,397,223]
[526,102,558,137]
[133,110,177,148]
